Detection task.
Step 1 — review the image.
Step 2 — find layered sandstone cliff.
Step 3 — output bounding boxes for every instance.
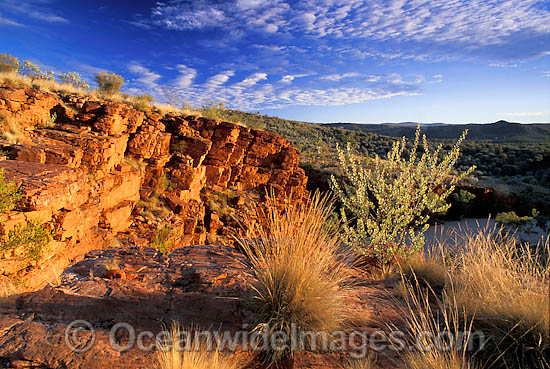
[0,85,308,288]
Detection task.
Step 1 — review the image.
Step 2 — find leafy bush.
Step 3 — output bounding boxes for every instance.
[0,169,50,262]
[0,169,21,213]
[152,226,175,255]
[1,221,51,261]
[0,53,20,73]
[132,94,154,110]
[58,72,90,89]
[94,71,124,96]
[495,210,534,227]
[330,126,474,266]
[19,61,54,81]
[235,193,350,365]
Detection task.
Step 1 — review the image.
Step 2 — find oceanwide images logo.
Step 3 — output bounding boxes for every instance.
[64,320,487,357]
[64,320,96,353]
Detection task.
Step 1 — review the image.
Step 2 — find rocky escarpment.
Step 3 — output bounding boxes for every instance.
[0,85,308,288]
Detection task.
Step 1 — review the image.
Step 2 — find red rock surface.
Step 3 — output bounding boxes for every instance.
[0,246,406,369]
[0,85,308,288]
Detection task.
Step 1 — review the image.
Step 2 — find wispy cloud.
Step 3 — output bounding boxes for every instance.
[319,72,360,81]
[149,67,424,111]
[175,64,197,89]
[128,63,161,89]
[147,0,550,61]
[499,112,549,117]
[2,0,69,24]
[0,16,24,26]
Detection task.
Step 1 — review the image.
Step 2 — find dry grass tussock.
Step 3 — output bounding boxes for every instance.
[0,71,86,96]
[156,323,239,369]
[400,227,549,368]
[235,192,352,364]
[0,112,28,144]
[394,279,481,369]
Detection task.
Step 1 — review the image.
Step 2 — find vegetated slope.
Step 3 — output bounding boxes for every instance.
[324,120,550,143]
[221,110,550,215]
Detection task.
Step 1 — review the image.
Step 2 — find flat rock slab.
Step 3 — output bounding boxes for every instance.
[0,245,406,369]
[0,245,253,369]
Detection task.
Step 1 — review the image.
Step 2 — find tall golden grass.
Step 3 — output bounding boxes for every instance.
[400,228,549,368]
[156,323,239,369]
[235,192,351,365]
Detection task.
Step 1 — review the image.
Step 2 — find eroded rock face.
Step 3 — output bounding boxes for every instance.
[0,85,308,288]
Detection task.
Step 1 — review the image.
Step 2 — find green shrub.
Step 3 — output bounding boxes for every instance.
[0,169,51,262]
[132,94,154,110]
[330,126,474,266]
[19,61,54,81]
[1,221,51,261]
[94,71,124,96]
[495,210,534,227]
[0,169,21,213]
[152,226,174,255]
[58,72,90,89]
[0,53,20,73]
[199,101,226,120]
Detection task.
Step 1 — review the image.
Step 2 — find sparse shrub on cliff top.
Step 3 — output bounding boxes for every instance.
[0,53,21,73]
[235,192,350,365]
[58,72,90,90]
[19,60,54,81]
[132,94,154,110]
[95,71,124,96]
[330,126,475,268]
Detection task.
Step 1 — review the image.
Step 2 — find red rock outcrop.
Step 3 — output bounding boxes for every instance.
[0,85,308,288]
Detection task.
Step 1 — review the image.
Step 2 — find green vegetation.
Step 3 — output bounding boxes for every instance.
[330,127,474,265]
[59,72,90,89]
[19,60,54,81]
[132,94,154,110]
[95,71,124,96]
[0,53,21,73]
[0,169,51,262]
[1,221,50,261]
[0,169,22,213]
[152,226,175,255]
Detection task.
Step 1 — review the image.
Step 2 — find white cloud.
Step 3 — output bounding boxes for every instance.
[319,72,360,81]
[128,63,161,89]
[204,70,235,89]
[175,64,197,89]
[2,0,69,24]
[149,0,550,61]
[0,16,24,26]
[499,112,549,116]
[232,72,268,89]
[280,73,311,83]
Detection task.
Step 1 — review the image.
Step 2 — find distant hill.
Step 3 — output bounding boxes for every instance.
[323,121,550,143]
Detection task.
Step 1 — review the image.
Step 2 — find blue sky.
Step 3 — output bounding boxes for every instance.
[1,0,549,124]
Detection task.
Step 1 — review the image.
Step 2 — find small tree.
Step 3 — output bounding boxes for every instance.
[95,71,124,96]
[59,72,90,89]
[330,126,475,265]
[19,60,54,81]
[0,53,20,73]
[132,94,154,110]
